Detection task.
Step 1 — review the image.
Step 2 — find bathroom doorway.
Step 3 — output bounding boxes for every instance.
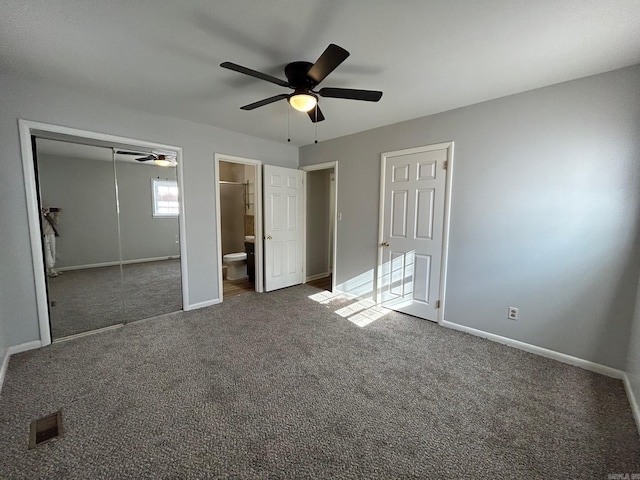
[301,162,338,293]
[214,155,263,299]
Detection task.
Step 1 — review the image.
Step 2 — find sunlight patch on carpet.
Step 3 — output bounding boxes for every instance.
[309,292,391,327]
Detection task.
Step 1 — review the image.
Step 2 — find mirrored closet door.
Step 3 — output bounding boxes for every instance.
[115,155,182,323]
[34,138,182,340]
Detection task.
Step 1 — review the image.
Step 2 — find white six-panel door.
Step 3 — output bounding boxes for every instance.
[264,165,304,292]
[378,144,449,321]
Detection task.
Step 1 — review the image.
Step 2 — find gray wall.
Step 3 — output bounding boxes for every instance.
[627,274,640,424]
[38,152,119,267]
[0,73,297,348]
[117,161,179,262]
[37,153,179,268]
[306,169,332,277]
[300,65,640,370]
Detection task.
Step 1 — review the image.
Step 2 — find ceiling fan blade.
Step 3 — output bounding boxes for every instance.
[307,105,325,123]
[135,155,157,162]
[240,94,289,110]
[307,44,350,85]
[221,62,289,87]
[116,150,148,156]
[319,87,383,102]
[115,150,158,161]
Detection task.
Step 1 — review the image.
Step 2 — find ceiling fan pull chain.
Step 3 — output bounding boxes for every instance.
[315,105,318,144]
[287,104,291,143]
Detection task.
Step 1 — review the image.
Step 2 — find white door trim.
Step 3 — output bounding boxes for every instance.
[328,171,336,274]
[300,161,339,291]
[214,153,264,300]
[18,119,190,347]
[378,142,454,325]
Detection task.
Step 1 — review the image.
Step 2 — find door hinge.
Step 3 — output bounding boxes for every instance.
[436,300,441,309]
[443,161,448,170]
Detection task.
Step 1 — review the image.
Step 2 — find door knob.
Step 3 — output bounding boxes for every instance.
[381,241,390,247]
[266,235,272,240]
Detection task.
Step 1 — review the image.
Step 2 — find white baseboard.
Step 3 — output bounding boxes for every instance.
[0,340,42,394]
[306,272,330,282]
[0,349,9,394]
[52,324,123,343]
[185,298,222,311]
[441,320,624,379]
[57,255,180,272]
[8,340,43,355]
[623,373,640,436]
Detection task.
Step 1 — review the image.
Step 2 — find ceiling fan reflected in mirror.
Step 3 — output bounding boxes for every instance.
[221,44,383,123]
[116,150,177,167]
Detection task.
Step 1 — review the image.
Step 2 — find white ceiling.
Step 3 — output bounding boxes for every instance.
[3,1,640,146]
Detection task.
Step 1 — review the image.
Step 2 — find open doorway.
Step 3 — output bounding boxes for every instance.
[302,162,338,292]
[214,154,264,299]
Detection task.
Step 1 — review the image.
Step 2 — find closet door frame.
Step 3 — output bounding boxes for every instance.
[19,119,188,347]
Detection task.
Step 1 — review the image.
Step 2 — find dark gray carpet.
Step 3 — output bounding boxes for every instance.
[49,259,182,339]
[1,285,638,479]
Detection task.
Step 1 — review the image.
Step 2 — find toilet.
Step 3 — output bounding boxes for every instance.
[223,252,247,280]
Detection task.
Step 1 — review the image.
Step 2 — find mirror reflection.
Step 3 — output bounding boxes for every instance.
[34,138,183,340]
[115,154,182,322]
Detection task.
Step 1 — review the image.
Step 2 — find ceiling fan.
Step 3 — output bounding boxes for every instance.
[116,150,177,167]
[221,44,383,123]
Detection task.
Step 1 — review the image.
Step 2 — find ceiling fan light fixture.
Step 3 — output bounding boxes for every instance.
[288,92,317,112]
[153,157,177,167]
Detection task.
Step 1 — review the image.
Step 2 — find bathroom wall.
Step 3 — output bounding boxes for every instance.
[220,161,256,256]
[219,161,244,183]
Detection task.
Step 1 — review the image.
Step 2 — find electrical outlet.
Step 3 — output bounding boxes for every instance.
[508,307,518,320]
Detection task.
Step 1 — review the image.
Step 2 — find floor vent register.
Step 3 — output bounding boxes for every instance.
[29,411,62,448]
